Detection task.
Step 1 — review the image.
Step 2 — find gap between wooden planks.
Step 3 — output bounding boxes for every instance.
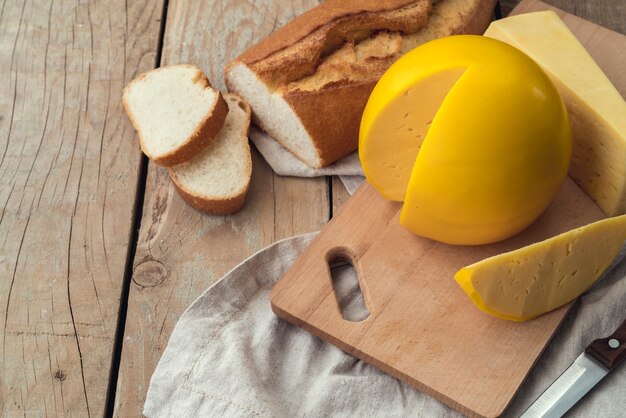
[0,0,164,417]
[108,0,625,416]
[112,1,330,416]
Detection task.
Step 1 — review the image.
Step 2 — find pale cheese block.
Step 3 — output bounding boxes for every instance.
[485,11,626,217]
[455,215,626,321]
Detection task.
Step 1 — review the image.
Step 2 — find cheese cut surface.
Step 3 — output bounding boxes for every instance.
[455,215,626,321]
[485,11,626,217]
[359,68,465,201]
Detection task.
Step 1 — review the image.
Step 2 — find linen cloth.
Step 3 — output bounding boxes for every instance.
[144,178,626,417]
[249,128,365,194]
[145,134,625,417]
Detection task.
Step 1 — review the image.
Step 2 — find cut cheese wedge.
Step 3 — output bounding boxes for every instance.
[359,68,465,201]
[455,215,626,321]
[485,11,626,217]
[360,35,571,245]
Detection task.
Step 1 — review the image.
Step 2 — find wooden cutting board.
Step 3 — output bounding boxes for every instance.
[270,1,626,417]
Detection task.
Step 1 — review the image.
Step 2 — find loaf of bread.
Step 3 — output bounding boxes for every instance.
[123,64,228,166]
[225,0,498,168]
[169,94,252,215]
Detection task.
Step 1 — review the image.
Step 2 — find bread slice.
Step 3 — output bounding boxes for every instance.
[225,0,497,168]
[123,65,228,166]
[169,94,252,215]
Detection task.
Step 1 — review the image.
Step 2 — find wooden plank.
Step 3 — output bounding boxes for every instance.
[500,0,626,34]
[0,0,164,416]
[112,1,328,416]
[332,176,352,216]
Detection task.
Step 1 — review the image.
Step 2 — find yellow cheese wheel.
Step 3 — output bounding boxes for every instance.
[359,35,572,245]
[455,215,626,321]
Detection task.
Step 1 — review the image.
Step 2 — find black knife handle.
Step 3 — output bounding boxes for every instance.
[585,317,626,370]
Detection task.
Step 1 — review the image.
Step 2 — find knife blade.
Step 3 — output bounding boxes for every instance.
[521,317,626,418]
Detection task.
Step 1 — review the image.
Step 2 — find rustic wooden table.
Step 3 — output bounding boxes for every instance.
[0,0,624,416]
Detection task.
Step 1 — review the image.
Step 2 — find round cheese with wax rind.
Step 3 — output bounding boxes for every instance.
[359,35,572,245]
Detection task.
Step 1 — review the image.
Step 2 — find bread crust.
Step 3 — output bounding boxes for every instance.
[168,94,253,215]
[170,180,248,215]
[284,80,376,167]
[227,0,430,87]
[225,0,498,168]
[123,65,229,167]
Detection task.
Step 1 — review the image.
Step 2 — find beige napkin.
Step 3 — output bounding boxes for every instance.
[249,127,365,194]
[144,205,626,417]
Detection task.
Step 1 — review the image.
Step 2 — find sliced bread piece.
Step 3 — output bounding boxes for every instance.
[169,94,252,215]
[123,64,228,166]
[225,0,497,168]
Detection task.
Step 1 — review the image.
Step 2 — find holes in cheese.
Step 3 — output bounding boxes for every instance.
[454,215,626,321]
[359,68,466,201]
[359,35,571,245]
[485,11,626,217]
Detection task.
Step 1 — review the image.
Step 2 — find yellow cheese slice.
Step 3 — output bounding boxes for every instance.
[455,215,626,321]
[485,11,626,217]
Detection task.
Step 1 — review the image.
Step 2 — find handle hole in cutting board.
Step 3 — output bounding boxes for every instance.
[327,248,370,322]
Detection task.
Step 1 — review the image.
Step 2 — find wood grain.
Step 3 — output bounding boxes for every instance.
[111,1,328,416]
[1,0,619,415]
[501,0,626,34]
[0,0,164,416]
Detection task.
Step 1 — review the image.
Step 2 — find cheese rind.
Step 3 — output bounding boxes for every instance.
[455,215,626,321]
[485,11,626,217]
